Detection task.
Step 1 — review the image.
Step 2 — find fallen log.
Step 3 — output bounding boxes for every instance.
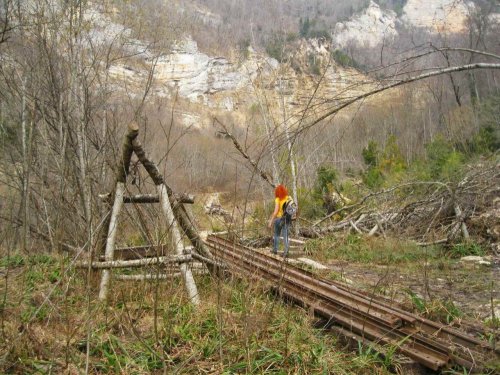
[98,193,195,204]
[77,254,192,269]
[115,268,210,281]
[192,253,226,269]
[101,244,169,260]
[416,238,448,246]
[116,273,182,280]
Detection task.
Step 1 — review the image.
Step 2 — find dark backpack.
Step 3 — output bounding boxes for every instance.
[282,197,297,223]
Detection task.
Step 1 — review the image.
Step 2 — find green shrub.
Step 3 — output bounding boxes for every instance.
[28,254,55,266]
[470,125,500,154]
[331,49,363,70]
[474,93,500,153]
[307,53,321,75]
[313,165,338,199]
[298,188,325,219]
[0,119,17,149]
[0,254,25,267]
[299,17,311,38]
[439,150,464,181]
[21,304,50,323]
[379,135,406,174]
[378,0,408,16]
[415,136,466,182]
[286,32,298,42]
[265,35,286,62]
[449,242,485,257]
[308,29,332,41]
[299,16,332,41]
[362,167,384,188]
[360,136,407,189]
[362,140,379,167]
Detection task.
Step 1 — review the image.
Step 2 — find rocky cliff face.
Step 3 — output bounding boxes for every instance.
[106,33,369,129]
[333,1,399,49]
[332,0,479,49]
[100,0,495,129]
[108,36,279,110]
[402,0,473,32]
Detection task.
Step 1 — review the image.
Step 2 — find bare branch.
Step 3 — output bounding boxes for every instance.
[301,63,500,134]
[214,117,275,188]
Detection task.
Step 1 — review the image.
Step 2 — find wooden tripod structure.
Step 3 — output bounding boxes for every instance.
[95,122,213,304]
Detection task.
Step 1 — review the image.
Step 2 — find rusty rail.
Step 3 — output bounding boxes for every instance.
[205,234,497,373]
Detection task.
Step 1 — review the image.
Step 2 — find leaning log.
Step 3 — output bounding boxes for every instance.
[96,122,139,257]
[132,137,214,260]
[158,184,200,304]
[177,204,214,260]
[98,181,125,300]
[98,122,139,301]
[126,132,201,305]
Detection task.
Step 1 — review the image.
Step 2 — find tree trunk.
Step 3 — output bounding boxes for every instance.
[254,79,279,184]
[279,76,299,235]
[20,78,30,252]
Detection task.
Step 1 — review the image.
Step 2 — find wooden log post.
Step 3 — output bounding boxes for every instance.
[116,273,182,281]
[78,254,192,269]
[158,184,200,304]
[123,193,195,204]
[132,136,200,305]
[97,123,139,257]
[177,204,214,260]
[132,138,214,260]
[98,181,125,300]
[98,193,195,204]
[98,122,138,301]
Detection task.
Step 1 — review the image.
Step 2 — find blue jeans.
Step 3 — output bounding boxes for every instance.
[273,217,289,256]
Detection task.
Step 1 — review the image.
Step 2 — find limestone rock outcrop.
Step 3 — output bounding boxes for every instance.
[333,1,399,49]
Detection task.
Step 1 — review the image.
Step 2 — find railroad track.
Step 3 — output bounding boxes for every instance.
[205,234,498,373]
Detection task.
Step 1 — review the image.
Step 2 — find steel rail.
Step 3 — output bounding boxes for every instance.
[208,236,491,354]
[208,236,404,326]
[205,235,495,372]
[207,236,450,370]
[318,272,493,352]
[208,237,418,327]
[207,238,473,370]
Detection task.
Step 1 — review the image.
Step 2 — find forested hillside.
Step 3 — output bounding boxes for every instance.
[0,1,499,373]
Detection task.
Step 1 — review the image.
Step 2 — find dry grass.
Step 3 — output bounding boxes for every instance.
[0,252,398,374]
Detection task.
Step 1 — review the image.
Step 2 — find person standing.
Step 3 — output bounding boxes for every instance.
[268,184,290,257]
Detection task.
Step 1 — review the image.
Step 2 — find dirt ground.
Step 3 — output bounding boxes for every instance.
[325,256,499,328]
